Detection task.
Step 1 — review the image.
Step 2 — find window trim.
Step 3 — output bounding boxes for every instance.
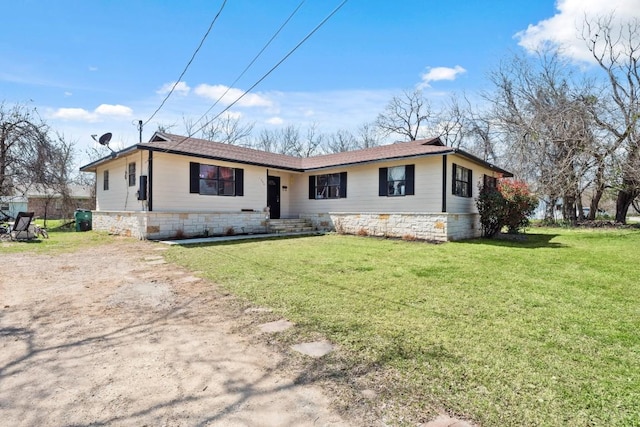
[378,165,415,197]
[308,172,347,199]
[128,162,136,187]
[452,164,473,198]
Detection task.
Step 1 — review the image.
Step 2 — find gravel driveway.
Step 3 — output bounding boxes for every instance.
[0,240,353,426]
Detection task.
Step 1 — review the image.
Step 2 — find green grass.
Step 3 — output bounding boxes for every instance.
[0,221,112,254]
[164,229,640,426]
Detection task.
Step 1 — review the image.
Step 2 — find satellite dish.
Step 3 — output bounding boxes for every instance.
[98,132,113,146]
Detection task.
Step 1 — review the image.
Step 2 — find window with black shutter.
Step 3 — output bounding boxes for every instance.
[189,162,244,196]
[378,165,415,196]
[308,172,347,199]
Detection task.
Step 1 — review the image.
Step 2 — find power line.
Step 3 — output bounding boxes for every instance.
[170,0,349,149]
[143,0,228,128]
[190,0,306,133]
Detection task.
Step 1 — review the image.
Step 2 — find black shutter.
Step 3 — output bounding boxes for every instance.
[235,168,244,196]
[189,162,200,193]
[339,172,347,198]
[379,168,388,196]
[452,164,457,195]
[405,164,415,195]
[309,176,315,199]
[467,169,473,197]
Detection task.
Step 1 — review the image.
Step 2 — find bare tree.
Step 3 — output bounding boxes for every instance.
[326,129,357,153]
[583,15,640,222]
[0,102,57,197]
[279,125,301,156]
[357,122,382,149]
[375,89,435,141]
[198,115,255,146]
[300,123,324,157]
[486,51,600,222]
[437,95,468,148]
[254,128,278,153]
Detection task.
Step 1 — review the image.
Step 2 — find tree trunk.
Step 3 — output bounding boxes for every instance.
[615,188,638,223]
[589,189,604,220]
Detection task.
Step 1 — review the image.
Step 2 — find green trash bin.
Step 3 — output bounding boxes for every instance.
[75,209,92,232]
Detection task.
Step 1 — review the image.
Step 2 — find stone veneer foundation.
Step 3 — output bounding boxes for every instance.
[90,210,480,242]
[300,212,481,242]
[92,211,269,240]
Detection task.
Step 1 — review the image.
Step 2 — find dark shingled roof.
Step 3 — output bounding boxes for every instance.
[80,132,512,177]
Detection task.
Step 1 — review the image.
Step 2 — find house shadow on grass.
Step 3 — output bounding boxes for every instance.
[460,232,565,249]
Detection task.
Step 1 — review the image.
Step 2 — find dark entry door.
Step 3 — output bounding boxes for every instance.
[267,176,281,219]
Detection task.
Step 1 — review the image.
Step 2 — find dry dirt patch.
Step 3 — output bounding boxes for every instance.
[0,240,353,426]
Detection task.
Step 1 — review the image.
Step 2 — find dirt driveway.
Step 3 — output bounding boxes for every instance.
[0,239,354,426]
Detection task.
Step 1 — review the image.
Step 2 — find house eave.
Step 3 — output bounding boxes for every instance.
[453,149,514,177]
[79,145,141,172]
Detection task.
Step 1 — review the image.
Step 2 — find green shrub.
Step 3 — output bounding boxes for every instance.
[476,179,538,236]
[476,185,506,237]
[498,179,538,233]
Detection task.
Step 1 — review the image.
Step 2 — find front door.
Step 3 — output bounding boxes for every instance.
[267,176,281,219]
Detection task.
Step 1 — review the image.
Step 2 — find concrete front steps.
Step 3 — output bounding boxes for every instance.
[268,218,315,233]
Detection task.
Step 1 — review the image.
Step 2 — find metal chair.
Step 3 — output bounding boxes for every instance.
[10,212,35,240]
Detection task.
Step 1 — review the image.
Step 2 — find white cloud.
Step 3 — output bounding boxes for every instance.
[265,116,284,125]
[50,104,133,122]
[418,65,466,88]
[515,0,640,62]
[51,108,96,122]
[64,91,72,97]
[156,81,191,95]
[88,66,98,72]
[194,84,272,108]
[95,104,133,117]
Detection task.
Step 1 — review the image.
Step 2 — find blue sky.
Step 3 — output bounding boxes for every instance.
[1,0,637,164]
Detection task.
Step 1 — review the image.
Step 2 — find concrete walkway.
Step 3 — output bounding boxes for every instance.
[158,231,323,246]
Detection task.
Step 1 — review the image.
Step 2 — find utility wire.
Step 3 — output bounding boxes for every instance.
[170,0,349,149]
[190,0,306,133]
[143,0,228,127]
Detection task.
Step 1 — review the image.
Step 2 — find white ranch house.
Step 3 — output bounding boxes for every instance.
[79,132,512,242]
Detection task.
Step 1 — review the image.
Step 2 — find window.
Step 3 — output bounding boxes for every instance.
[103,170,109,191]
[128,162,136,187]
[483,174,497,189]
[308,172,347,199]
[378,165,414,196]
[189,162,244,196]
[452,164,472,197]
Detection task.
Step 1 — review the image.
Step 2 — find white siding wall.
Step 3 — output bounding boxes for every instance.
[445,155,502,214]
[290,156,444,215]
[151,153,269,213]
[95,151,148,212]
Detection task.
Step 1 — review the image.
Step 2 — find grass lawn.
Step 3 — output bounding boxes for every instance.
[0,219,112,254]
[165,228,640,426]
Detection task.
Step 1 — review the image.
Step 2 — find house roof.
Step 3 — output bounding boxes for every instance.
[26,184,93,199]
[80,132,513,177]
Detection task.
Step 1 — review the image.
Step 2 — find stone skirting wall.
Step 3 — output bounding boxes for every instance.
[92,211,269,240]
[299,212,481,242]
